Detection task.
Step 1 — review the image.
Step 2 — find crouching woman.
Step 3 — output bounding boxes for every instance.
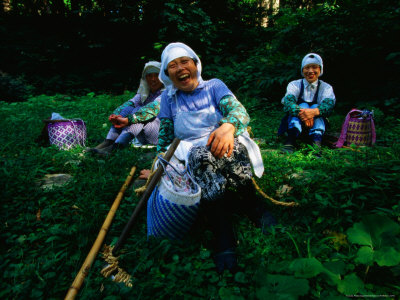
[280,53,336,153]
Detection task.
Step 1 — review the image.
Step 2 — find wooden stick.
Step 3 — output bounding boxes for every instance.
[111,138,180,256]
[65,166,137,300]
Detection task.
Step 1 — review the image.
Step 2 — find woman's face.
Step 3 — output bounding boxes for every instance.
[167,56,199,92]
[145,73,163,93]
[302,64,321,83]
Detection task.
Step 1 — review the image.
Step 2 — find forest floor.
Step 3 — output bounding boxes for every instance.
[1,93,399,299]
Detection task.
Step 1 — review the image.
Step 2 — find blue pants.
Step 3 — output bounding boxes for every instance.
[287,103,325,136]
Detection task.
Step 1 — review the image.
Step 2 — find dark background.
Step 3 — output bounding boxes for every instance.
[1,0,399,113]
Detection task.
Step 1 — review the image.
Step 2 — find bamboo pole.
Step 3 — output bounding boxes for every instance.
[65,166,137,300]
[111,138,180,256]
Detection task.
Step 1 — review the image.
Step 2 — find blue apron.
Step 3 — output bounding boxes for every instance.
[171,94,264,178]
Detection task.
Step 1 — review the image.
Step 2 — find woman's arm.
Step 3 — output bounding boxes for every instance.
[113,94,140,115]
[157,118,174,154]
[207,95,249,158]
[218,95,250,136]
[127,99,161,124]
[318,98,335,117]
[283,94,301,116]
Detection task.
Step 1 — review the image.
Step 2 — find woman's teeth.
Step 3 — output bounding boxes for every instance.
[179,74,189,80]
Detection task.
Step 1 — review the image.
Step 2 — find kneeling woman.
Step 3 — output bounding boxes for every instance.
[155,42,272,273]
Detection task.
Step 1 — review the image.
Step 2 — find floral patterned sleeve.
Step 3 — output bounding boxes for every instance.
[113,94,141,115]
[157,118,175,154]
[113,100,135,115]
[218,95,250,137]
[282,94,301,116]
[318,98,335,117]
[127,99,161,124]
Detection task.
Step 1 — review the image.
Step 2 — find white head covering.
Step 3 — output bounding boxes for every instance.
[137,61,162,103]
[159,42,203,96]
[301,53,323,76]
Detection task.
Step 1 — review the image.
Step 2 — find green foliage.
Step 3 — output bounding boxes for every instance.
[255,270,309,299]
[347,215,400,267]
[0,72,35,101]
[1,0,400,298]
[1,91,399,298]
[2,0,399,113]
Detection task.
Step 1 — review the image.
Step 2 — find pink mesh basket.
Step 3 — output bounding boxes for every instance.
[47,120,87,150]
[336,109,376,148]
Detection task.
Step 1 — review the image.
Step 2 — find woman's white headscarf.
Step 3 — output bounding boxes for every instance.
[137,61,162,103]
[159,42,203,96]
[301,53,323,76]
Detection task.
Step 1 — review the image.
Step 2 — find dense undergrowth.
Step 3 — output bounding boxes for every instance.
[0,93,399,299]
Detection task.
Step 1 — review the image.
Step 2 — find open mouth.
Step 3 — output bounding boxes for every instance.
[178,74,190,82]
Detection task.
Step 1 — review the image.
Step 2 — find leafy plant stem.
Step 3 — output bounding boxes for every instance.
[364,265,370,281]
[286,231,301,257]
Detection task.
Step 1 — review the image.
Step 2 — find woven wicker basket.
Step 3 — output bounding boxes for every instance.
[336,109,375,148]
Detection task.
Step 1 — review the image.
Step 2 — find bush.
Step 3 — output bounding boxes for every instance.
[0,71,35,102]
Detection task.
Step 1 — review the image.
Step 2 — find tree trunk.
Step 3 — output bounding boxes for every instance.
[3,0,11,12]
[260,0,280,27]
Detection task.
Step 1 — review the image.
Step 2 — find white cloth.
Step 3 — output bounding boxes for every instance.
[238,132,264,178]
[137,61,162,103]
[51,112,65,120]
[159,42,203,97]
[281,78,336,105]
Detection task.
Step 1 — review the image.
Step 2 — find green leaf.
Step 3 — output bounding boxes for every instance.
[346,222,373,246]
[255,287,275,300]
[323,260,346,275]
[289,257,324,278]
[234,272,247,284]
[258,274,309,299]
[218,287,245,300]
[337,273,364,295]
[346,214,400,248]
[355,246,374,265]
[374,247,400,266]
[45,236,59,243]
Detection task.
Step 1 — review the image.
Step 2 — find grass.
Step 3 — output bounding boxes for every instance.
[1,93,399,299]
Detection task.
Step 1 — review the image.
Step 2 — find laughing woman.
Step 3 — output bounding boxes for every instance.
[155,42,275,274]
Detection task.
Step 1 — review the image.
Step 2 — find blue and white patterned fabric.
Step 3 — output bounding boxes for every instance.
[147,158,201,240]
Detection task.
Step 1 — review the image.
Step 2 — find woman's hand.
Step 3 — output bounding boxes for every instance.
[108,114,119,122]
[109,114,129,129]
[298,108,320,122]
[304,118,314,128]
[139,169,151,180]
[207,123,235,159]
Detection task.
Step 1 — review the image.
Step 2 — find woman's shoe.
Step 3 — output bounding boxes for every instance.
[214,248,238,274]
[281,143,295,154]
[94,139,114,150]
[89,144,114,156]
